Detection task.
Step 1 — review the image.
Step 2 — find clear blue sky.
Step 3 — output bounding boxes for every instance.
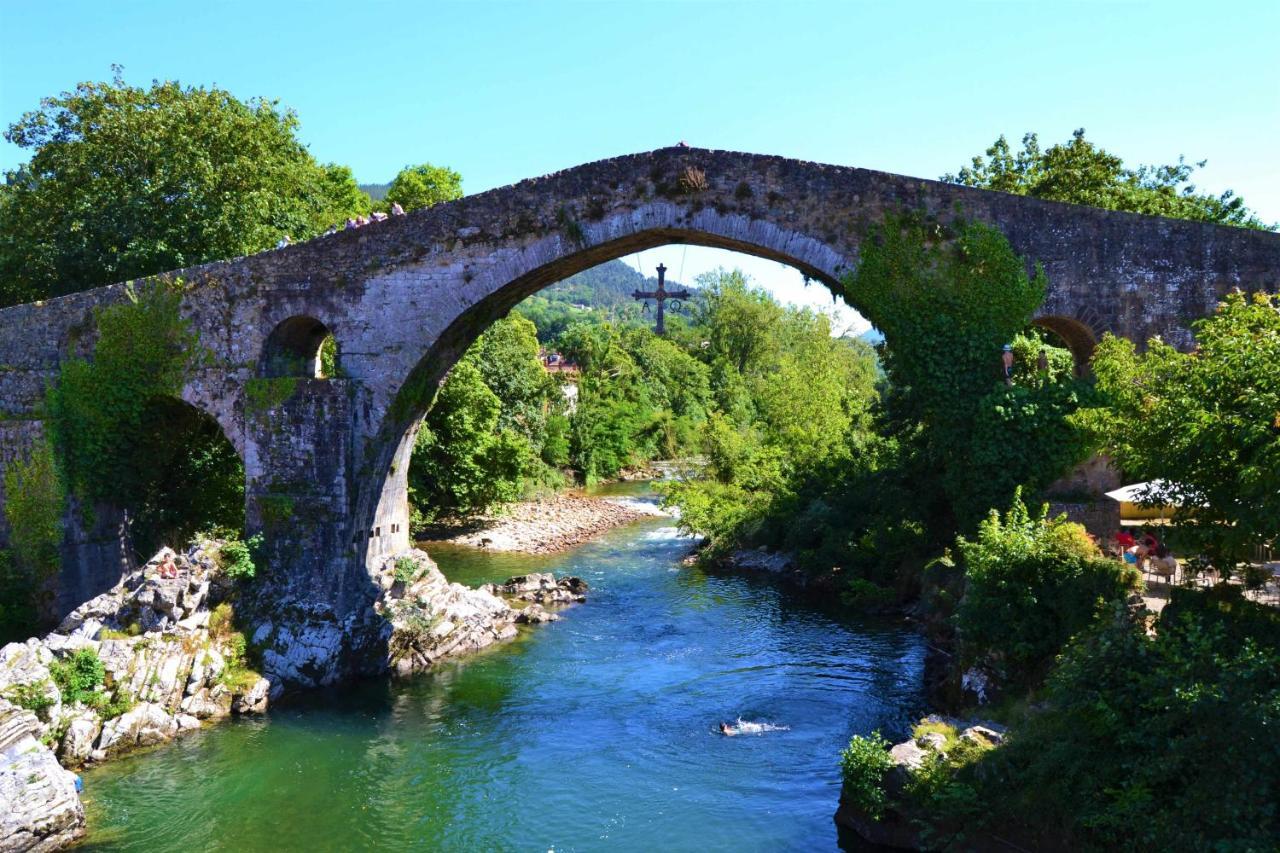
[2,0,1276,327]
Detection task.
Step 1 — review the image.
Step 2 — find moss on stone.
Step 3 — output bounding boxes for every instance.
[243,376,298,417]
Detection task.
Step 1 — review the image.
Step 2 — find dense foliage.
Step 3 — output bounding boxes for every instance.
[0,68,368,306]
[839,732,894,819]
[661,270,878,547]
[944,129,1271,229]
[410,360,531,520]
[1,437,64,599]
[852,215,1094,530]
[1092,291,1280,574]
[660,218,1094,612]
[408,315,565,521]
[43,285,241,554]
[561,319,712,481]
[954,491,1139,691]
[383,163,462,213]
[970,591,1280,850]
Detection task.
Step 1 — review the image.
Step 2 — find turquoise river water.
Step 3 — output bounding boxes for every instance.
[76,485,924,851]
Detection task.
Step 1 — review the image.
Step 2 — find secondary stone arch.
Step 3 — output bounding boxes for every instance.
[360,219,858,570]
[1031,314,1101,376]
[259,314,339,378]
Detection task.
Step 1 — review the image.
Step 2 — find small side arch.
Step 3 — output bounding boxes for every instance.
[259,315,341,378]
[1032,314,1099,376]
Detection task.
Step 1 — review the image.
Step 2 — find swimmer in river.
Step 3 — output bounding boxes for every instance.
[719,719,789,736]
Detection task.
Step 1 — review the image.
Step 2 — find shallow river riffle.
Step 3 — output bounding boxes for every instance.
[77,486,925,851]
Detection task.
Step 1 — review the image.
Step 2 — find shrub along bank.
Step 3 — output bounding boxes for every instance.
[842,588,1280,851]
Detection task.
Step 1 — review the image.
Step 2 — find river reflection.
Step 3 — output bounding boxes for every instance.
[78,492,924,852]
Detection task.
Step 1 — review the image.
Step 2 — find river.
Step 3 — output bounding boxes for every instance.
[76,485,925,851]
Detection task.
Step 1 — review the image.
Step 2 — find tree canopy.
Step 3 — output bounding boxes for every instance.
[943,129,1271,229]
[0,68,368,306]
[384,163,463,212]
[1092,291,1280,571]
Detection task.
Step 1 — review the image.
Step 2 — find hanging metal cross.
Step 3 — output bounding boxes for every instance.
[632,263,690,335]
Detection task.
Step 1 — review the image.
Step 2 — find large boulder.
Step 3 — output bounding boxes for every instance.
[0,699,84,851]
[96,703,178,757]
[231,678,270,715]
[488,573,589,606]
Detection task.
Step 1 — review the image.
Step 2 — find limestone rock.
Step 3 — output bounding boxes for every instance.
[56,711,102,767]
[0,641,59,733]
[917,731,948,753]
[175,714,202,732]
[0,699,84,851]
[515,604,559,624]
[377,550,529,677]
[180,685,232,720]
[96,702,178,756]
[960,724,1005,747]
[493,573,588,606]
[231,678,270,715]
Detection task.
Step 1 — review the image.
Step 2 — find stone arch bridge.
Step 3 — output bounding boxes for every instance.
[2,147,1278,686]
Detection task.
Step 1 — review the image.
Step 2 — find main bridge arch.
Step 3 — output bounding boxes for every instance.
[361,216,860,580]
[3,146,1279,689]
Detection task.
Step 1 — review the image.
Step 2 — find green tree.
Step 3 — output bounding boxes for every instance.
[944,129,1271,229]
[384,163,463,212]
[45,285,200,509]
[0,68,369,306]
[1092,291,1280,573]
[463,315,559,446]
[41,283,244,558]
[969,590,1280,849]
[694,269,784,376]
[408,361,529,519]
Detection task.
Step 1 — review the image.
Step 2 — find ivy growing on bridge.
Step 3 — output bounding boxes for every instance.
[1,436,65,637]
[848,213,1098,530]
[46,283,203,511]
[36,281,244,562]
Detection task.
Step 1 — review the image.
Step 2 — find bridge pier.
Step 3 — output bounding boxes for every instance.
[242,378,393,689]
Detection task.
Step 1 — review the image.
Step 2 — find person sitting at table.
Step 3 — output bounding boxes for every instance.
[1136,528,1161,571]
[1148,542,1178,580]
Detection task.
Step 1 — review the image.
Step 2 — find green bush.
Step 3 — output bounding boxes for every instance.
[218,534,262,581]
[955,489,1138,691]
[3,680,55,716]
[840,732,895,820]
[49,647,106,706]
[840,577,896,609]
[393,557,420,584]
[971,597,1280,850]
[2,437,64,585]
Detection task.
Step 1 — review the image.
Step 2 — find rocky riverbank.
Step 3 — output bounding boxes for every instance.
[0,543,588,852]
[417,493,661,554]
[834,716,1008,850]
